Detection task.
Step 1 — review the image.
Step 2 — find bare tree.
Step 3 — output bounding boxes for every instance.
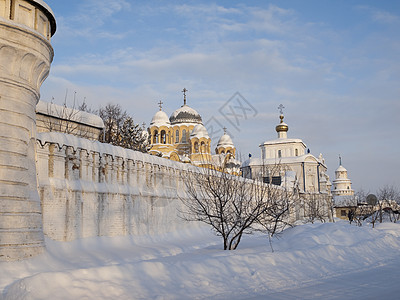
[377,185,400,223]
[40,91,92,138]
[78,97,97,114]
[99,103,127,145]
[181,163,296,250]
[302,193,331,224]
[256,186,298,251]
[98,103,149,152]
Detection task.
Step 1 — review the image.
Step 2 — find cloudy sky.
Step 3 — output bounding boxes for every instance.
[41,0,400,193]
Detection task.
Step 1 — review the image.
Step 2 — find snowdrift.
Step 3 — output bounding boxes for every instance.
[1,221,400,299]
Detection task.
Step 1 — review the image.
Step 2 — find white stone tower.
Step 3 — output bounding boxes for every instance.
[0,0,56,260]
[332,156,354,197]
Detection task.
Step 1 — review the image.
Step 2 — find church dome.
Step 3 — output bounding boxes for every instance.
[217,132,234,148]
[336,165,347,172]
[276,115,288,133]
[170,105,202,125]
[190,124,209,139]
[150,110,170,127]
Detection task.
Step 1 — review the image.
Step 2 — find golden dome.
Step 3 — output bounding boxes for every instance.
[275,115,288,132]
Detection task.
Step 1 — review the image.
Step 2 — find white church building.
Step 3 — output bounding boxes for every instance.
[241,107,333,221]
[241,107,332,196]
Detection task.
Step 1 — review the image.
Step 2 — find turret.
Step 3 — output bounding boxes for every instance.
[0,0,56,260]
[332,156,354,197]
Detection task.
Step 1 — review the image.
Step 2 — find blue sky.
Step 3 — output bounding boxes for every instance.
[41,0,400,193]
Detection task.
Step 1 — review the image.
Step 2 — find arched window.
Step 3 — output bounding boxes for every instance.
[153,130,158,144]
[194,142,199,153]
[227,150,231,154]
[161,130,166,144]
[201,141,206,153]
[295,149,298,156]
[182,129,187,143]
[278,150,282,158]
[175,130,179,143]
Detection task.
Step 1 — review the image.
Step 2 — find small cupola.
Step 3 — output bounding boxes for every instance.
[276,114,288,139]
[275,104,288,139]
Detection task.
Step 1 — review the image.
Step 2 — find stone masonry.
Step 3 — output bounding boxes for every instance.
[0,0,56,260]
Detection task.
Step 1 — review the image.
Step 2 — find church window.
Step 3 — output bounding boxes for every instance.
[201,141,205,153]
[278,150,282,158]
[194,142,199,153]
[160,130,166,144]
[153,130,158,144]
[175,130,179,143]
[182,130,187,143]
[295,149,298,156]
[263,176,282,186]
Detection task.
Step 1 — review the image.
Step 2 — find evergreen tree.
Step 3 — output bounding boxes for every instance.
[98,103,148,152]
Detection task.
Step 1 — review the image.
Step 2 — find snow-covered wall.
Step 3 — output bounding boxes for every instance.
[36,132,192,242]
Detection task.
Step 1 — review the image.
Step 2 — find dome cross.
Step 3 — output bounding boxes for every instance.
[158,100,163,111]
[182,88,188,105]
[278,104,285,115]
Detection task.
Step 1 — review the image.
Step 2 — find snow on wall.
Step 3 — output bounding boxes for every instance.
[36,132,194,242]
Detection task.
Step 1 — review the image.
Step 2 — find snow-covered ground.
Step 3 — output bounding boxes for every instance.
[1,221,400,300]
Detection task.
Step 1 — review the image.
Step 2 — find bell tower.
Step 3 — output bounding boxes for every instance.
[0,0,56,260]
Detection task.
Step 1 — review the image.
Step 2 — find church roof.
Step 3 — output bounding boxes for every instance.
[336,165,347,172]
[36,101,104,129]
[150,110,170,127]
[261,138,306,147]
[190,124,209,139]
[170,105,202,125]
[217,132,234,148]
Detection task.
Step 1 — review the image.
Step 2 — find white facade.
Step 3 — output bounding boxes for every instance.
[242,114,331,195]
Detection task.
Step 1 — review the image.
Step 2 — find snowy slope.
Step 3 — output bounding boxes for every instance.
[1,221,400,299]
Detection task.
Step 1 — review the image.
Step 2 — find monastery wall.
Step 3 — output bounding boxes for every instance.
[36,132,192,242]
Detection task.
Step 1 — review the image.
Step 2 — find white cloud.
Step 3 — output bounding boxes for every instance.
[356,5,400,24]
[77,0,131,26]
[54,0,132,41]
[174,3,241,16]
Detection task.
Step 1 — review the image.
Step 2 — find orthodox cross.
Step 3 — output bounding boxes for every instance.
[182,88,188,105]
[278,104,285,115]
[158,100,163,111]
[339,154,342,166]
[142,122,146,130]
[223,127,227,134]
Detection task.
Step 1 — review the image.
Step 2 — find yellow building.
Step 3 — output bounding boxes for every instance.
[148,89,240,173]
